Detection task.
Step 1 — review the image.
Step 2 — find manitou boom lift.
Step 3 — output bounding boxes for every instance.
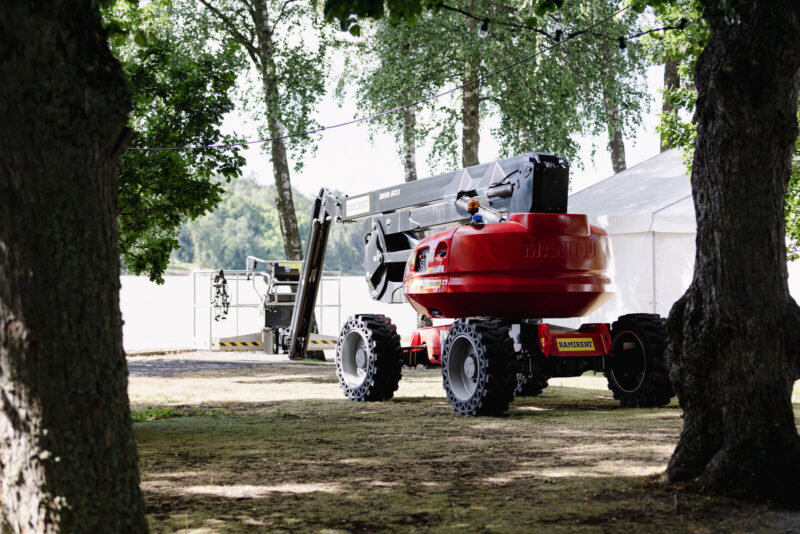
[288,153,674,416]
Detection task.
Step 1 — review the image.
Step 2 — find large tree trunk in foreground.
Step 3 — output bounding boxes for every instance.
[664,1,800,501]
[0,2,147,531]
[660,58,680,152]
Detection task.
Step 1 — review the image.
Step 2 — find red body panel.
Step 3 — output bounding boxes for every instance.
[403,213,614,319]
[408,324,450,365]
[537,323,611,357]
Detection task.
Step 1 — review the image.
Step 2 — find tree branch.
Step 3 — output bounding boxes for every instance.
[198,0,261,69]
[270,0,298,35]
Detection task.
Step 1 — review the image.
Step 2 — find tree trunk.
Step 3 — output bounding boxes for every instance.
[661,58,680,152]
[401,106,418,182]
[461,24,481,168]
[267,113,303,260]
[0,2,147,531]
[664,1,800,501]
[518,126,532,153]
[253,0,303,261]
[600,41,626,173]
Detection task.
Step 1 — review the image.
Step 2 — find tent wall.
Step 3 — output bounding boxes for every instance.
[654,232,696,316]
[552,232,654,328]
[552,230,696,328]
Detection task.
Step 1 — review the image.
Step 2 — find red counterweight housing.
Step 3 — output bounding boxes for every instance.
[402,212,614,319]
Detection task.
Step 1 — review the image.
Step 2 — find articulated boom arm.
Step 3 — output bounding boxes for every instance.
[287,152,569,360]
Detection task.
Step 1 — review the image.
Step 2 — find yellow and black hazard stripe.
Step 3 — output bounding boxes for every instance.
[213,341,262,347]
[308,339,337,345]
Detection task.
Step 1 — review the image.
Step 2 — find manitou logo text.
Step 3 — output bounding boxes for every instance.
[524,240,596,259]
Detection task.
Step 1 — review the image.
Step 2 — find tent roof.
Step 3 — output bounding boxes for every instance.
[568,149,695,234]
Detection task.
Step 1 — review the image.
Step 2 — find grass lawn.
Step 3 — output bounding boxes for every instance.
[130,354,800,533]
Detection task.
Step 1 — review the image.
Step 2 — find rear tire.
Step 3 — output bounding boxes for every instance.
[336,314,402,402]
[441,318,515,416]
[514,373,549,397]
[606,313,674,407]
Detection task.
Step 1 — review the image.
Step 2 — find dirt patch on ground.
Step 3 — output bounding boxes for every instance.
[130,352,800,533]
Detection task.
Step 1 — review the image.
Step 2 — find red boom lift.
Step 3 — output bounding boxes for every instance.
[287,153,674,416]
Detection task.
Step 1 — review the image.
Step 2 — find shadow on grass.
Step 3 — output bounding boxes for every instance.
[135,389,799,533]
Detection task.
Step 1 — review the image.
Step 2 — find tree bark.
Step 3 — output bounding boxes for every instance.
[664,1,800,501]
[0,2,147,531]
[661,58,680,152]
[253,0,303,260]
[401,106,418,182]
[600,40,626,173]
[461,21,481,168]
[518,126,532,153]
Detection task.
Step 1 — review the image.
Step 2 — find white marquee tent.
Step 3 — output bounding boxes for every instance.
[558,149,800,327]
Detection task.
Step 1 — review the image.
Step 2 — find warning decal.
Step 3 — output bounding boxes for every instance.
[556,338,596,352]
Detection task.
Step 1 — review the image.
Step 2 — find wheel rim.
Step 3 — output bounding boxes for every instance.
[610,330,646,393]
[447,335,480,401]
[340,329,369,388]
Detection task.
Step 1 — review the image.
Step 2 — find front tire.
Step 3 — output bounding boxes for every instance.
[606,313,674,407]
[336,314,402,402]
[441,318,515,416]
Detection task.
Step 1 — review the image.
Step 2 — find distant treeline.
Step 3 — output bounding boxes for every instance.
[172,177,366,275]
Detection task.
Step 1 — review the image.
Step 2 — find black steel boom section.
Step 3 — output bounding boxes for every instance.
[287,152,569,360]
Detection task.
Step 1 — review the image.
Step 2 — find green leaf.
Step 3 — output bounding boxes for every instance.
[133,30,147,47]
[349,23,361,37]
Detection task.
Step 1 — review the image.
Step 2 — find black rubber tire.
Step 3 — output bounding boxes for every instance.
[514,373,549,397]
[605,313,674,407]
[441,318,516,416]
[335,314,402,402]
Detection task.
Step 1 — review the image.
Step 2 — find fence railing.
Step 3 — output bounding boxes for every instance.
[192,269,341,350]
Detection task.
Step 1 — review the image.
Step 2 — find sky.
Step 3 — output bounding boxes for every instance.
[222,57,666,200]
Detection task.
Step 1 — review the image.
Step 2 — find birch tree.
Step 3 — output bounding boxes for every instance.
[191,0,328,260]
[351,0,648,173]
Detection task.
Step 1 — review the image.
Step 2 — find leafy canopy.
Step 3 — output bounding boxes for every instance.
[176,178,365,275]
[104,0,246,282]
[347,0,649,172]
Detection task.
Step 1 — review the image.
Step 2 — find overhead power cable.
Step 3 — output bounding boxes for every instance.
[127,4,631,152]
[440,3,691,47]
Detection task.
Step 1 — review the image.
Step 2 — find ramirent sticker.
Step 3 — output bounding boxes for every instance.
[346,195,370,216]
[556,338,596,351]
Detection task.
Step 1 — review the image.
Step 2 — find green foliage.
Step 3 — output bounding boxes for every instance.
[647,1,800,259]
[176,178,364,275]
[131,406,230,422]
[131,407,183,422]
[185,0,331,174]
[104,0,246,282]
[351,1,649,171]
[489,1,650,165]
[786,127,800,261]
[324,0,443,29]
[350,17,454,171]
